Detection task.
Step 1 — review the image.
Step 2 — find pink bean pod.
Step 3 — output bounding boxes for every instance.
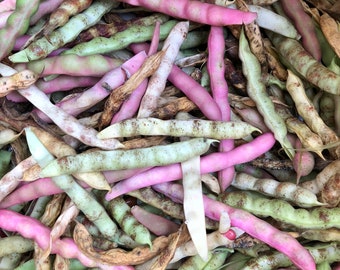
[0,168,146,208]
[0,0,16,13]
[0,11,12,28]
[34,51,147,122]
[154,183,315,270]
[106,133,276,200]
[207,26,234,191]
[0,209,133,270]
[202,196,316,270]
[0,156,36,202]
[118,0,257,26]
[280,0,321,61]
[131,205,180,236]
[131,43,222,120]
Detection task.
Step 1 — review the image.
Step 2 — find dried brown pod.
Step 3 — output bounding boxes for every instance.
[99,50,165,129]
[320,13,340,59]
[149,225,190,270]
[150,97,197,119]
[73,221,170,265]
[319,172,340,207]
[236,0,267,72]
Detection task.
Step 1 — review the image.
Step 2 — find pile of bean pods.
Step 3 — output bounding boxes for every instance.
[0,0,339,269]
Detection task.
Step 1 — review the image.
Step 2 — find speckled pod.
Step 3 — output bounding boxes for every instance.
[220,191,340,229]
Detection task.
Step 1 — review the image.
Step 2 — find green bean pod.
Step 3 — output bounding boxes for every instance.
[9,0,118,62]
[0,0,40,61]
[231,173,325,207]
[220,191,340,229]
[238,29,294,159]
[241,242,340,270]
[62,20,178,56]
[97,117,260,140]
[39,138,215,178]
[101,196,153,247]
[178,250,229,270]
[0,150,11,178]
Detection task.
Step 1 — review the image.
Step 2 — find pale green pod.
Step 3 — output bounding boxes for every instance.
[25,127,122,243]
[239,29,294,159]
[9,0,118,62]
[178,250,229,270]
[231,173,325,207]
[103,196,153,247]
[220,191,340,229]
[316,262,332,270]
[241,242,340,270]
[97,117,260,140]
[39,138,215,177]
[0,150,11,178]
[0,236,33,257]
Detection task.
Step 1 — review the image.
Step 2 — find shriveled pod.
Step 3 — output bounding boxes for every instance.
[231,173,325,207]
[235,0,267,71]
[0,70,38,97]
[137,21,190,118]
[220,190,340,229]
[170,228,244,263]
[301,159,340,194]
[319,172,340,207]
[97,117,260,140]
